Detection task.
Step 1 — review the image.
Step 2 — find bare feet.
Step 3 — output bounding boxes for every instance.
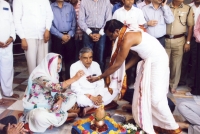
[78,106,93,117]
[177,122,189,129]
[68,113,78,118]
[4,93,19,99]
[48,125,54,130]
[170,88,177,94]
[68,103,80,114]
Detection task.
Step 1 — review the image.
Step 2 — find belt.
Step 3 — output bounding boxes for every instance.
[61,31,68,34]
[165,34,185,39]
[157,35,165,40]
[89,27,101,31]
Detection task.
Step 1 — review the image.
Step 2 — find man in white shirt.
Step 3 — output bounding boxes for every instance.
[13,0,53,74]
[0,0,19,102]
[70,47,118,116]
[112,0,146,26]
[112,0,146,93]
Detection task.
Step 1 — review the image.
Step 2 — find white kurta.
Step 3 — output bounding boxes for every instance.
[112,6,146,26]
[70,61,118,107]
[0,0,16,99]
[13,0,53,74]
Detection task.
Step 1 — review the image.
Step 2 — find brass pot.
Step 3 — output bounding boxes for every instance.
[95,120,105,127]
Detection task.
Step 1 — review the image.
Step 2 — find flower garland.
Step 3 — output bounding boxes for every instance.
[73,116,126,134]
[123,123,145,134]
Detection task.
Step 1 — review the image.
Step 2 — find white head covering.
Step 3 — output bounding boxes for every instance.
[23,53,62,110]
[30,53,61,83]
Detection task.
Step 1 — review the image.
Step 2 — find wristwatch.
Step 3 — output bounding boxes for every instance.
[186,41,190,44]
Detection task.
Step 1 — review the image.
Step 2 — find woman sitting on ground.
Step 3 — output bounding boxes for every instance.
[22,53,84,133]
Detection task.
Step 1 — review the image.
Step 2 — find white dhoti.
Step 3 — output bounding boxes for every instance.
[0,1,15,99]
[76,87,118,107]
[0,44,14,99]
[133,58,179,134]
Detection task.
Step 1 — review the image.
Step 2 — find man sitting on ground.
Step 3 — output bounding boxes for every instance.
[177,101,200,134]
[70,47,118,116]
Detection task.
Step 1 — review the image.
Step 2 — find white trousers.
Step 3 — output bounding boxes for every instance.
[25,39,48,74]
[76,88,118,107]
[0,44,13,99]
[178,101,200,134]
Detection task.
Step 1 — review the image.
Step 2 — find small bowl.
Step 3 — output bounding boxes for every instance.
[111,114,126,125]
[95,120,105,127]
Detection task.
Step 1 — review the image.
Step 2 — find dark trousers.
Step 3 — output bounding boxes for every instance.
[83,30,106,71]
[123,88,175,113]
[157,36,165,47]
[74,39,83,61]
[0,116,17,133]
[51,34,75,80]
[126,52,137,86]
[179,37,197,88]
[191,40,200,95]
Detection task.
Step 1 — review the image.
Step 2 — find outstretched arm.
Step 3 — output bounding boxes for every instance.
[88,32,142,82]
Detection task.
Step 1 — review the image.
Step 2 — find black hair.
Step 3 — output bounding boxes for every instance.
[58,55,62,59]
[104,19,124,33]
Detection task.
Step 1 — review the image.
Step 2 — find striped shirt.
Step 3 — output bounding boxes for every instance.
[78,0,112,35]
[73,0,83,40]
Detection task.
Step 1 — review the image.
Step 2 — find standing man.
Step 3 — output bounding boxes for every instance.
[78,0,112,71]
[179,0,200,94]
[50,0,76,80]
[165,0,194,93]
[142,0,174,47]
[112,0,146,27]
[70,0,83,61]
[13,0,53,75]
[0,0,19,101]
[112,0,146,90]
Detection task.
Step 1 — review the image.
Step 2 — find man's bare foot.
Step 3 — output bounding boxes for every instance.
[177,122,189,129]
[170,88,177,94]
[68,113,78,118]
[4,93,19,99]
[48,125,54,130]
[83,106,93,115]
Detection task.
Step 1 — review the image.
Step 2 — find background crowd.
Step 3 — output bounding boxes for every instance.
[0,0,200,133]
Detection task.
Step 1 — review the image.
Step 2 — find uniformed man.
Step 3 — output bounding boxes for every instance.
[0,0,19,103]
[165,0,194,93]
[179,0,200,95]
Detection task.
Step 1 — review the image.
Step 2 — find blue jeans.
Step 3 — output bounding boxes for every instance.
[83,31,106,71]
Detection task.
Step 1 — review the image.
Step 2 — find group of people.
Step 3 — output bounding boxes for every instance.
[0,0,200,133]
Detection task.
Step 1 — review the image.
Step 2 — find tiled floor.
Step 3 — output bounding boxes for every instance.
[0,54,198,134]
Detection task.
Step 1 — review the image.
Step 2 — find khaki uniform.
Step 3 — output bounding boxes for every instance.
[165,3,194,89]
